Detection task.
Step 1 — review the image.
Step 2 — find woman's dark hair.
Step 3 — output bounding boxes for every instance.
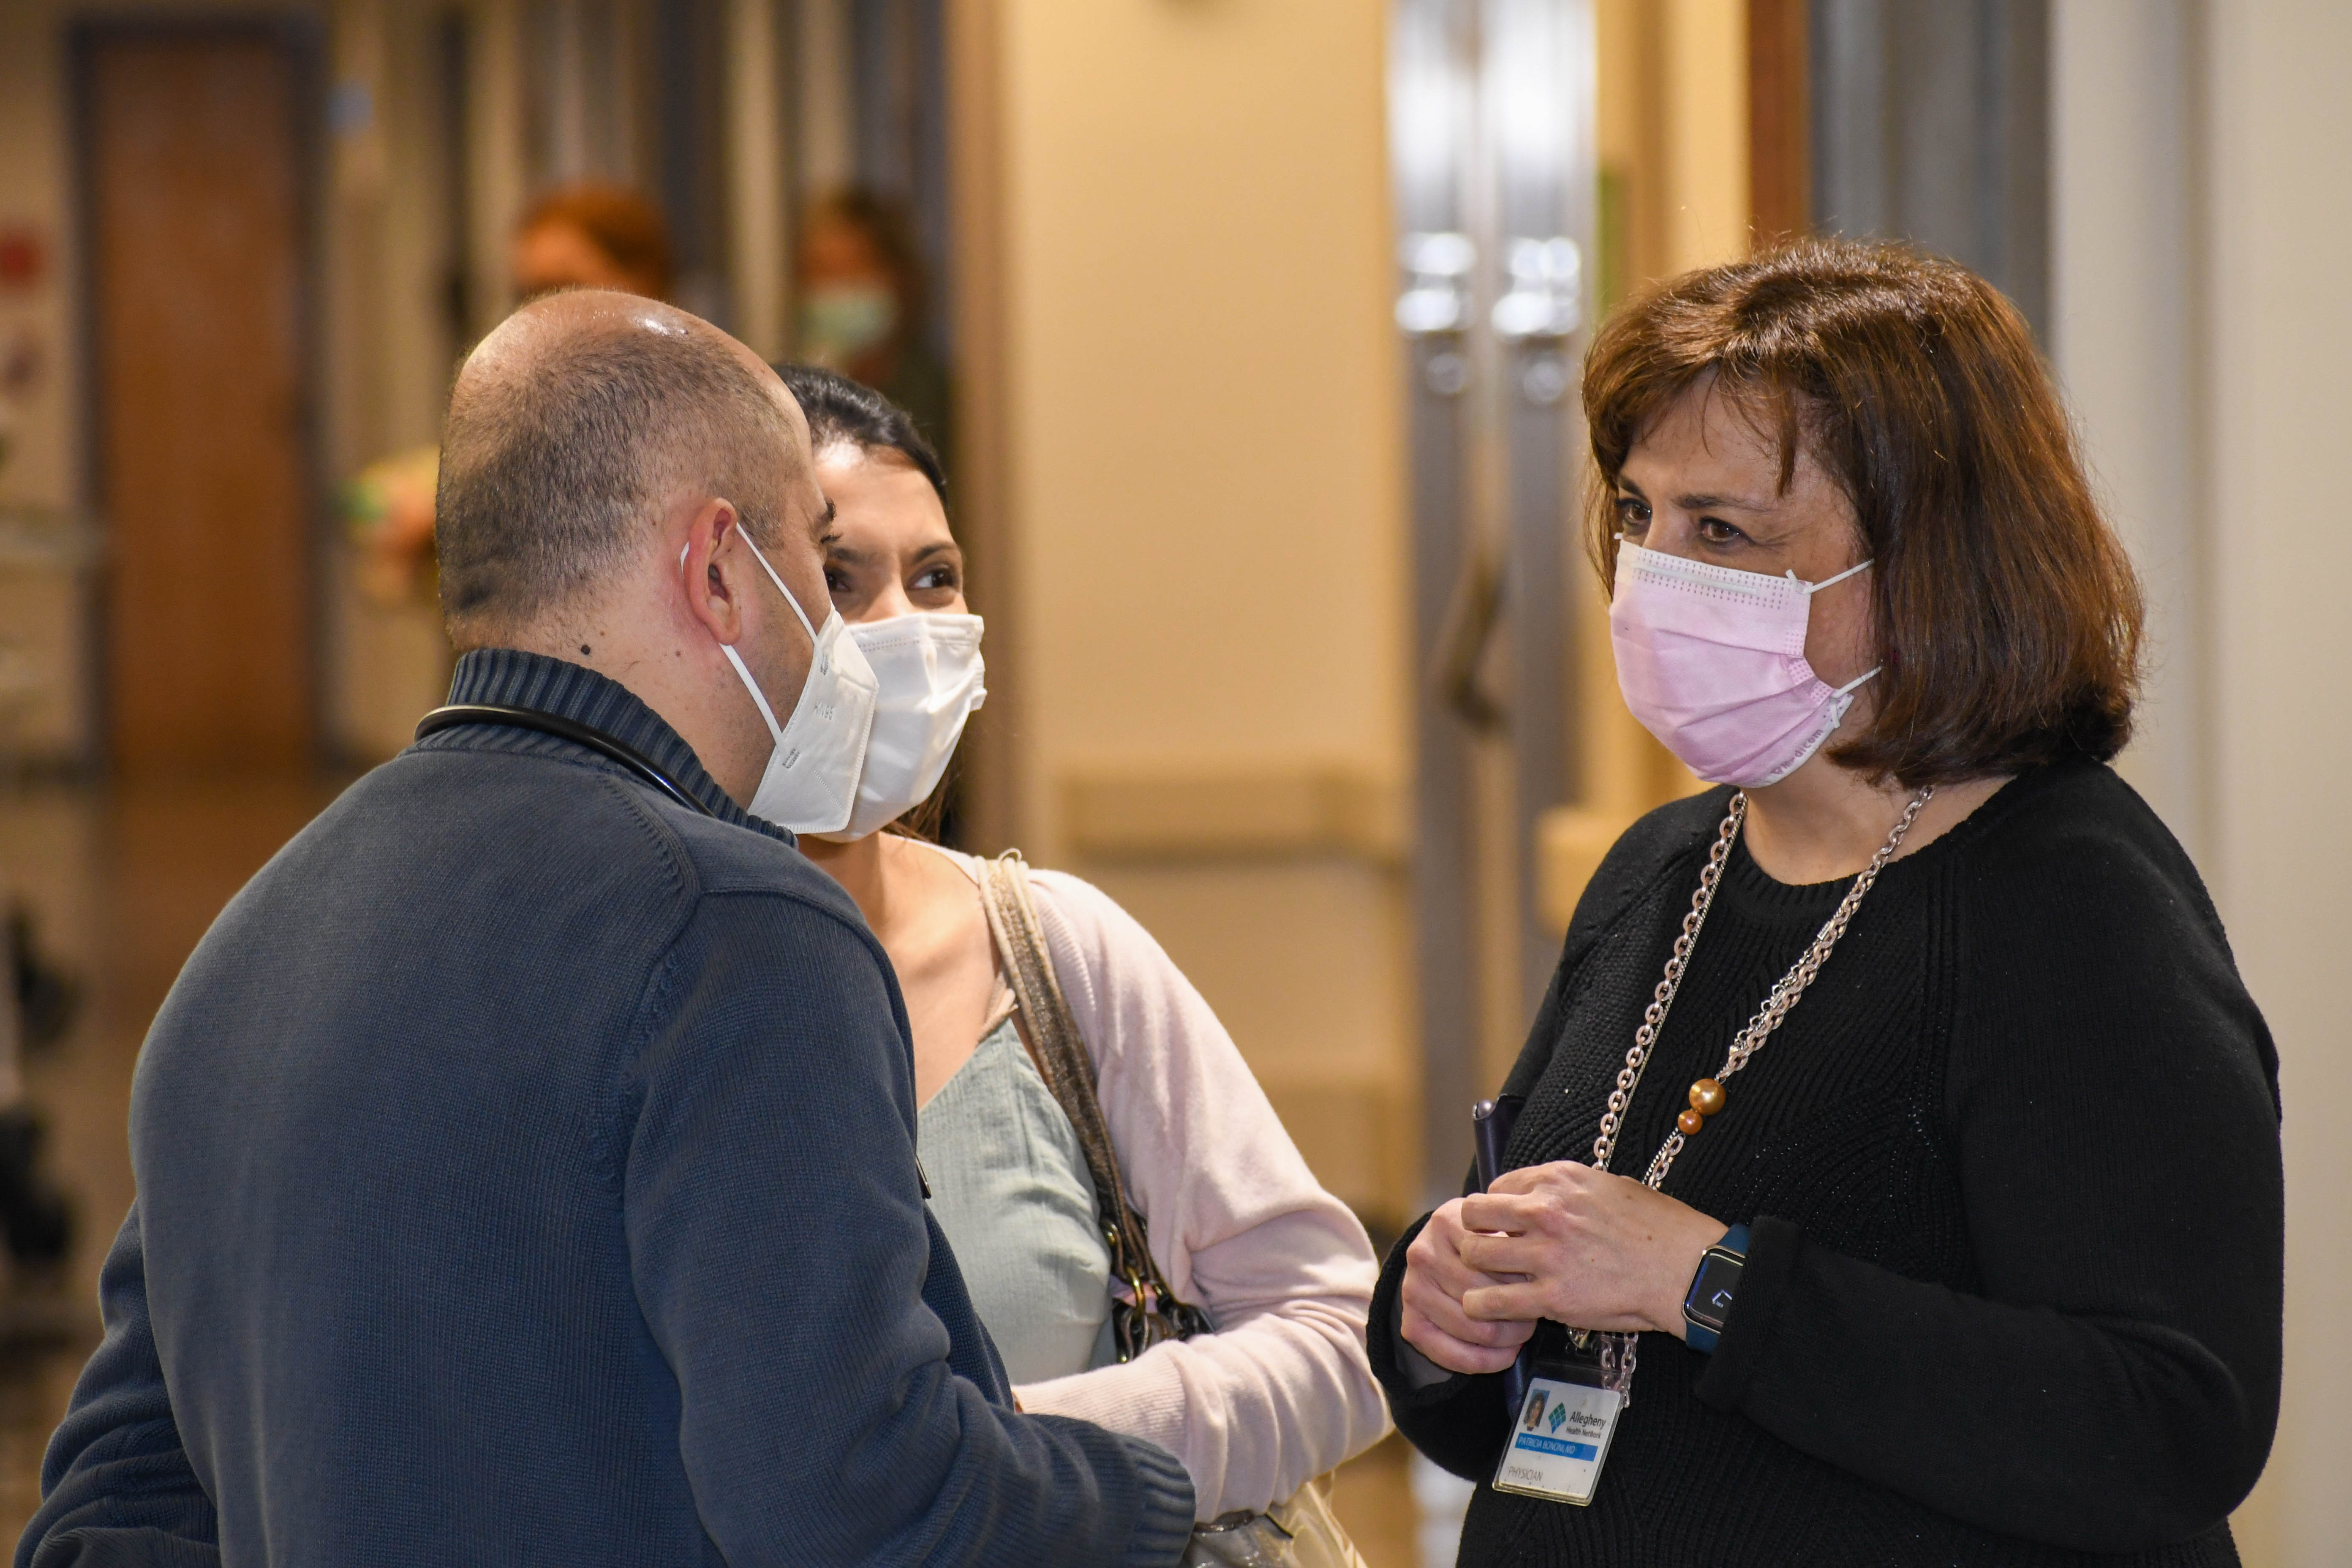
[773,362,947,502]
[1583,236,2144,786]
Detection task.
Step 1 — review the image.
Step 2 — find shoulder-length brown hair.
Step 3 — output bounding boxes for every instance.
[1582,237,2142,786]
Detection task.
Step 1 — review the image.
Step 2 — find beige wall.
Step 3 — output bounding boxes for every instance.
[2050,0,2204,855]
[981,0,1412,1218]
[998,0,1406,819]
[2201,1,2352,1559]
[2055,1,2352,1560]
[1653,0,1750,272]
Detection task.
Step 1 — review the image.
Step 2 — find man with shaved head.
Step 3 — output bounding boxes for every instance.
[20,294,1195,1567]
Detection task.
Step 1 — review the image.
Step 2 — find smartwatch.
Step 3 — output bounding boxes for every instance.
[1680,1223,1751,1353]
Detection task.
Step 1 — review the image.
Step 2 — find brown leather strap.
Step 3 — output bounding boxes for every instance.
[979,850,1197,1329]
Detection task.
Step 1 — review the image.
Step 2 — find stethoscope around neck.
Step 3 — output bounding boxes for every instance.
[414,704,717,819]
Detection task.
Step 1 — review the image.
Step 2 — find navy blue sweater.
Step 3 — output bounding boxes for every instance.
[19,650,1195,1568]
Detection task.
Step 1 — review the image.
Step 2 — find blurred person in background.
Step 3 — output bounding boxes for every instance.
[509,182,674,303]
[1375,239,2280,1565]
[346,182,674,609]
[0,359,76,1289]
[794,192,951,460]
[775,364,1387,1562]
[0,896,73,1277]
[22,291,1198,1567]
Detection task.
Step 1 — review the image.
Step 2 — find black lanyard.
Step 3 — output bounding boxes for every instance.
[414,704,715,818]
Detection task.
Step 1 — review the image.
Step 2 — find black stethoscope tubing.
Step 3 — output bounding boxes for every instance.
[414,704,716,818]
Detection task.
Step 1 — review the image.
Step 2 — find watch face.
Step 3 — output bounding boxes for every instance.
[1685,1251,1746,1332]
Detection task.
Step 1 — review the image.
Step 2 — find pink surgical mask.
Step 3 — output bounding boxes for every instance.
[1609,539,1878,787]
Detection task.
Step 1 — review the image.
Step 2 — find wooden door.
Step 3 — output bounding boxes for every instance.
[82,27,314,774]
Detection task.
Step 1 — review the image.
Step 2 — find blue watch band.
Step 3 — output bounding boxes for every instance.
[1681,1223,1751,1353]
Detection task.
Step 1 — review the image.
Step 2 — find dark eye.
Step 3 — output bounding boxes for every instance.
[1696,516,1748,545]
[1613,495,1651,533]
[824,564,853,594]
[912,564,960,593]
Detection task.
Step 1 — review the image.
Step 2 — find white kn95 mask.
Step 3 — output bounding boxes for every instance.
[715,539,879,836]
[810,612,987,842]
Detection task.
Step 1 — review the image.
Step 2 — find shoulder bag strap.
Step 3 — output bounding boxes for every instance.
[978,850,1198,1331]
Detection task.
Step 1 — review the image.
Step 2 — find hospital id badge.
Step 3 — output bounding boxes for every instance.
[1491,1367,1622,1506]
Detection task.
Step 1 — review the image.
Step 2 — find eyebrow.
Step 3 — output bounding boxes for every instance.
[1675,490,1776,512]
[823,539,963,564]
[1617,476,1775,512]
[806,498,838,539]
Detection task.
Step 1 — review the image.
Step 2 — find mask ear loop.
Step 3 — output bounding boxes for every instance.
[738,536,823,646]
[686,535,828,746]
[1798,558,1874,594]
[1795,555,1879,695]
[680,535,826,648]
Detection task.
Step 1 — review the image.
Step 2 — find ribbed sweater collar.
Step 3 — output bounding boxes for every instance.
[436,647,790,844]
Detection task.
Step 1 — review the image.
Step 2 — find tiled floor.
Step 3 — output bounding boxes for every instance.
[0,775,1443,1563]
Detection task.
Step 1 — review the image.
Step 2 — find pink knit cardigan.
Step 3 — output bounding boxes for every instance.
[929,847,1392,1519]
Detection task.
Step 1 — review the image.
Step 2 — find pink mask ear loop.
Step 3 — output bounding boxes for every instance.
[1798,558,1874,594]
[1792,557,1879,694]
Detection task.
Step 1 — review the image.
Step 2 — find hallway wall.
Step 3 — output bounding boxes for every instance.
[2199,2,2352,1560]
[2053,2,2352,1561]
[972,0,1414,1219]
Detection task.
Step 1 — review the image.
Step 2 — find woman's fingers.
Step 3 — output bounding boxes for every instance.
[1417,1202,1536,1290]
[1448,1162,1730,1334]
[1462,1279,1649,1334]
[1457,1191,1546,1235]
[1408,1204,1487,1286]
[1460,1279,1553,1323]
[1460,1164,1601,1231]
[1398,1303,1527,1375]
[1483,1159,1593,1199]
[1403,1263,1539,1349]
[1456,1228,1551,1278]
[1402,1198,1547,1360]
[1400,1253,1526,1346]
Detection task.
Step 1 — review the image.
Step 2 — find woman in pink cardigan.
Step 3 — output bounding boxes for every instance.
[776,365,1390,1524]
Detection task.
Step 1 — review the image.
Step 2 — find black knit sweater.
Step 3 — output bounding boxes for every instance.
[1371,762,2281,1566]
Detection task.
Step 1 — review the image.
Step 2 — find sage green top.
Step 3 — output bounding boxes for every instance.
[917,1009,1117,1385]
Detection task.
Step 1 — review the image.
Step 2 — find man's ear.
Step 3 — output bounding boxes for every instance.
[679,498,744,646]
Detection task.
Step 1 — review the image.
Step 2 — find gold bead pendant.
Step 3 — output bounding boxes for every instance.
[1679,1076,1728,1135]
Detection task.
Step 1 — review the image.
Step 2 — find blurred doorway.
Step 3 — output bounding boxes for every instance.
[77,23,318,776]
[1391,0,1597,1200]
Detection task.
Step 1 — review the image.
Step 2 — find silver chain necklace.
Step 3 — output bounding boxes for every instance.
[1576,785,1934,1398]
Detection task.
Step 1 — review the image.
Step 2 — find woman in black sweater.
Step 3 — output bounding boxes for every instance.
[1373,239,2281,1566]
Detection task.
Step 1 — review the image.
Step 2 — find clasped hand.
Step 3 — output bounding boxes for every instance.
[1398,1160,1728,1376]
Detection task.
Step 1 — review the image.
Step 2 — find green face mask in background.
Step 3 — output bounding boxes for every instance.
[798,283,898,368]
